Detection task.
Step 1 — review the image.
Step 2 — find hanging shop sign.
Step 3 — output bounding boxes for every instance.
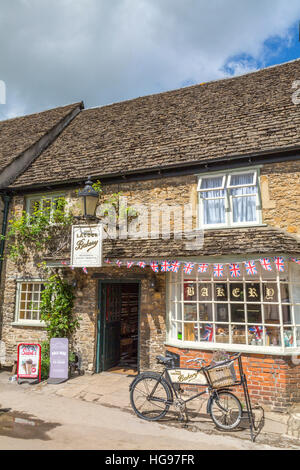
[17,343,41,382]
[48,338,69,384]
[71,224,102,267]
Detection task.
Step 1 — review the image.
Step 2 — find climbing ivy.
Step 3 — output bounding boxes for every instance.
[5,196,73,262]
[40,273,79,339]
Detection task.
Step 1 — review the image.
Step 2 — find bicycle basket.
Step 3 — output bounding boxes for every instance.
[206,360,237,388]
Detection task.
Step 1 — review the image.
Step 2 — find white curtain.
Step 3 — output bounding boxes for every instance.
[230,174,257,223]
[201,177,225,225]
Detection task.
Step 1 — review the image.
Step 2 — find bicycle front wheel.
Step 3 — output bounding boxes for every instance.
[209,391,242,430]
[130,374,172,421]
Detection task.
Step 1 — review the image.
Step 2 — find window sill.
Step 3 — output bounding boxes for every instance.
[11,321,46,328]
[165,340,300,356]
[199,224,267,231]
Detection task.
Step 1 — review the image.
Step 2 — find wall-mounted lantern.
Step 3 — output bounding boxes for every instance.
[77,176,99,219]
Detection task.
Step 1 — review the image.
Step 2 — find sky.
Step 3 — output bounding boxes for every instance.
[0,0,300,121]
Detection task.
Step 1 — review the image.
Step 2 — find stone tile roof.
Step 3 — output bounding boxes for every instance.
[0,102,82,174]
[11,59,300,189]
[102,227,300,259]
[45,226,300,261]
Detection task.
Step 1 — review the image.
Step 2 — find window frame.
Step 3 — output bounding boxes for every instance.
[26,192,66,224]
[197,168,262,229]
[14,279,46,326]
[166,260,300,355]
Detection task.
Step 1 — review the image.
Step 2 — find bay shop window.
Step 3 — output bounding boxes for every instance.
[167,262,300,353]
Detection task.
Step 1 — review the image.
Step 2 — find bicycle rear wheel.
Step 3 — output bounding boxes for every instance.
[130,374,172,421]
[209,391,242,430]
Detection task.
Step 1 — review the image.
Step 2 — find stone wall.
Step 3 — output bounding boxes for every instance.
[261,160,300,235]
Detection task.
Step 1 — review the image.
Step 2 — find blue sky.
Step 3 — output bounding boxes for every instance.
[223,21,300,76]
[0,0,300,121]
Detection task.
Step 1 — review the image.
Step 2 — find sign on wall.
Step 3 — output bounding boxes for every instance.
[48,338,69,384]
[17,343,41,382]
[71,224,102,267]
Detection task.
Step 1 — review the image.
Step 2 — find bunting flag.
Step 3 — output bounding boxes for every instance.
[244,260,257,276]
[82,267,88,274]
[249,326,263,340]
[161,260,171,272]
[116,260,122,267]
[150,261,159,273]
[61,260,68,266]
[127,261,135,268]
[104,259,112,264]
[260,258,272,271]
[183,262,194,274]
[137,261,146,268]
[274,256,285,272]
[203,324,213,341]
[229,263,241,278]
[198,263,209,273]
[291,258,300,265]
[171,260,181,273]
[214,264,224,277]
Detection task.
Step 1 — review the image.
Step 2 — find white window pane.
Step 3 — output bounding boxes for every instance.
[200,176,224,190]
[232,194,257,223]
[203,198,225,224]
[230,173,255,187]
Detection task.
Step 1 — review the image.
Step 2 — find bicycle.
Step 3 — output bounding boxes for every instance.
[130,352,258,441]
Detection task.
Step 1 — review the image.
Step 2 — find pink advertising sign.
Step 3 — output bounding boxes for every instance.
[17,343,41,381]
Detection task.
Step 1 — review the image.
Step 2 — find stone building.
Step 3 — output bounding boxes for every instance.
[1,60,300,412]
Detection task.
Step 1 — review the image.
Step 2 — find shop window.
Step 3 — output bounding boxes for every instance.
[15,281,44,323]
[167,262,300,352]
[197,169,261,228]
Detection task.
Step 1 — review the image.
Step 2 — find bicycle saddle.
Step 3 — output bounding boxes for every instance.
[156,355,173,364]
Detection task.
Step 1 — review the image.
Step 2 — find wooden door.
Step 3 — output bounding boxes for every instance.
[102,284,122,370]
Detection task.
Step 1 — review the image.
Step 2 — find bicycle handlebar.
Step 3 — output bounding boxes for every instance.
[186,357,207,365]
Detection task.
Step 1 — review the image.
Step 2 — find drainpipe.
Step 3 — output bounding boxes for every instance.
[0,193,11,284]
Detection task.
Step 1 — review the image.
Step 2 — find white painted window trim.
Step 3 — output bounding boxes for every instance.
[197,167,262,229]
[14,279,46,326]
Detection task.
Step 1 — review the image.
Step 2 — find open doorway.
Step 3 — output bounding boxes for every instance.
[97,281,139,373]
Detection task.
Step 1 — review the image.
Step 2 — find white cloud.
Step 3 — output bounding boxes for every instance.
[0,0,299,120]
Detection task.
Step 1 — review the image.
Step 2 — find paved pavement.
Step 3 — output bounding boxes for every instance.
[0,370,298,450]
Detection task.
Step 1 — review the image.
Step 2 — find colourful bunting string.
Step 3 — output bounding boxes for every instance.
[59,256,300,274]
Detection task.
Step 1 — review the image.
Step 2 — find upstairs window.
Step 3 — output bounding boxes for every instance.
[197,170,260,228]
[26,194,65,223]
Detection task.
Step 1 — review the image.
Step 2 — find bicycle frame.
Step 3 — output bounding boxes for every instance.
[150,354,257,441]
